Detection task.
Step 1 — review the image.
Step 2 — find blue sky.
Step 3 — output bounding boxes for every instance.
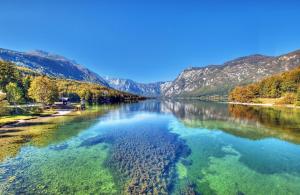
[0,0,300,83]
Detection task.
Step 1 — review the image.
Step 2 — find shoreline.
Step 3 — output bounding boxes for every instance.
[227,101,300,109]
[0,109,75,129]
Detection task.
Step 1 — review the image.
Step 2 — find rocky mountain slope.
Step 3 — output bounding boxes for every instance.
[104,77,164,97]
[161,50,300,97]
[2,47,300,98]
[0,48,109,87]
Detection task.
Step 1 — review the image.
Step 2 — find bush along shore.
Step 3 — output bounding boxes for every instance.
[0,60,145,126]
[229,66,300,107]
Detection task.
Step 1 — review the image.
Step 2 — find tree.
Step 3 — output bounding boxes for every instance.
[260,76,282,98]
[276,93,296,105]
[229,66,300,104]
[77,88,92,103]
[296,87,300,106]
[0,92,9,115]
[229,84,258,103]
[0,61,20,91]
[22,76,32,101]
[28,76,59,105]
[5,82,24,105]
[280,80,297,93]
[270,78,282,98]
[68,93,81,102]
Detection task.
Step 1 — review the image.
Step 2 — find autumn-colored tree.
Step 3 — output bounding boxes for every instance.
[259,76,282,98]
[229,84,258,103]
[270,78,282,98]
[276,93,296,105]
[280,80,297,93]
[77,88,92,103]
[5,82,24,105]
[0,62,140,106]
[287,68,300,83]
[28,76,59,104]
[230,66,300,103]
[56,80,71,97]
[280,68,300,93]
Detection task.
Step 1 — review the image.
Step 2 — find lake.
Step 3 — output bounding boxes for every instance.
[1,100,300,195]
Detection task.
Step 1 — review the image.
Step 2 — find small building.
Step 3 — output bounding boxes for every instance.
[54,97,72,109]
[60,97,70,105]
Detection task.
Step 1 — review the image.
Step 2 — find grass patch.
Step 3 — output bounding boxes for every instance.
[37,110,58,117]
[254,95,298,106]
[0,115,37,126]
[254,98,278,104]
[0,109,58,126]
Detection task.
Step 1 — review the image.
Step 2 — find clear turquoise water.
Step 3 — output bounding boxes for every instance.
[1,100,300,194]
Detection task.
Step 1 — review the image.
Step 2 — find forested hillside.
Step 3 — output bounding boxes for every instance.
[0,61,141,107]
[229,66,300,105]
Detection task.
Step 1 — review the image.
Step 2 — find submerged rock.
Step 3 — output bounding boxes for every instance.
[237,191,245,195]
[179,180,200,195]
[79,135,114,147]
[49,143,68,151]
[99,127,191,194]
[181,159,193,166]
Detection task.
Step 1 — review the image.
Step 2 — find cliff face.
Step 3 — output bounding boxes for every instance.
[161,50,300,97]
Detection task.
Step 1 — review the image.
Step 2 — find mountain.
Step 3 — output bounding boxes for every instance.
[161,50,300,97]
[2,47,300,98]
[0,48,109,87]
[104,77,165,97]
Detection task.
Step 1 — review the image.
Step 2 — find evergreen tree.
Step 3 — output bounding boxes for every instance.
[0,61,20,91]
[22,76,31,101]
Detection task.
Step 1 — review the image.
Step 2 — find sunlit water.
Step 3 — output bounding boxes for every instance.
[1,100,300,194]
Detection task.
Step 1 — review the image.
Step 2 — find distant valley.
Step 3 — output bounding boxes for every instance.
[104,77,165,97]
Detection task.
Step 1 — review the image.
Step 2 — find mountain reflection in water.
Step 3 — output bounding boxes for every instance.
[0,100,300,195]
[161,100,300,144]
